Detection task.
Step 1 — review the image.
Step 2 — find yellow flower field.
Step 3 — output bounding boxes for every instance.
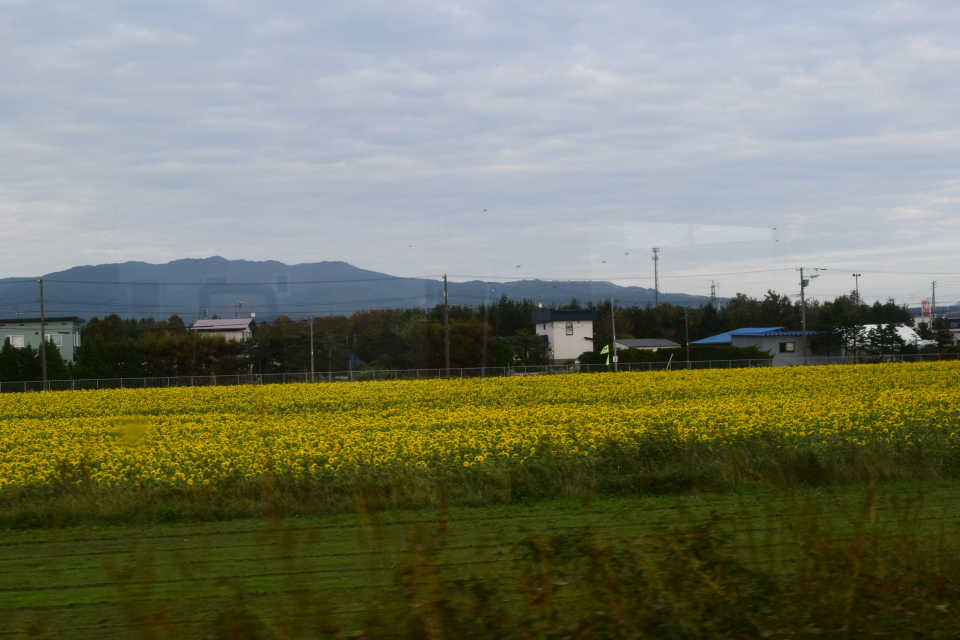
[1,362,959,490]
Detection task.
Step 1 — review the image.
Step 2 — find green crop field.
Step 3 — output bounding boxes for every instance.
[3,482,960,638]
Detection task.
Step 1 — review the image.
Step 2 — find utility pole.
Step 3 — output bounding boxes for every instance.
[327,336,333,380]
[610,294,618,373]
[481,300,489,377]
[932,281,937,322]
[309,315,315,382]
[685,310,691,368]
[852,273,861,306]
[652,248,660,307]
[39,279,47,391]
[443,274,450,377]
[798,268,823,366]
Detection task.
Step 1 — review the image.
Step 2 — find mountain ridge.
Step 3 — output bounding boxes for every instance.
[0,257,716,322]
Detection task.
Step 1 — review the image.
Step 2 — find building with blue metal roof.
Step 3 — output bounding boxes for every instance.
[692,326,834,365]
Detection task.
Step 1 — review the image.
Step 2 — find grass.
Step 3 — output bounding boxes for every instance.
[3,480,960,638]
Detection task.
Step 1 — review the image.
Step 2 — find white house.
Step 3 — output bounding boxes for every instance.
[190,318,257,342]
[532,309,597,364]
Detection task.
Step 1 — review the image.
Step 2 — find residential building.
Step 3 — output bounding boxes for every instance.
[690,326,829,366]
[940,312,960,345]
[0,317,85,362]
[532,309,597,364]
[190,318,257,342]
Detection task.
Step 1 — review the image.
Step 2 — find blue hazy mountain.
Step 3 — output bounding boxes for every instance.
[0,257,714,322]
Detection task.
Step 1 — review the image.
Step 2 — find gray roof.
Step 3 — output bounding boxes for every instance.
[616,338,681,349]
[532,309,598,323]
[191,318,257,331]
[0,317,85,325]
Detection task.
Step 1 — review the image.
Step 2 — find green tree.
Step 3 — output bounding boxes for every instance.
[0,340,18,382]
[866,324,906,355]
[865,298,912,325]
[492,337,514,367]
[722,293,763,329]
[44,339,71,380]
[932,318,954,353]
[696,303,725,338]
[14,344,42,381]
[509,328,548,365]
[75,335,111,379]
[760,290,800,329]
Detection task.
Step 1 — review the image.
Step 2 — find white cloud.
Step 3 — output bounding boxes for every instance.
[0,0,957,301]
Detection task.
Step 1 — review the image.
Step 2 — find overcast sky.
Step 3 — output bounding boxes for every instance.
[2,0,959,305]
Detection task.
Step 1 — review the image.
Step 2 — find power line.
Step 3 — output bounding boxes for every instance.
[0,275,444,287]
[450,267,797,281]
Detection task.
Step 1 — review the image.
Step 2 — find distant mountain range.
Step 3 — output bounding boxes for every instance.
[0,257,717,322]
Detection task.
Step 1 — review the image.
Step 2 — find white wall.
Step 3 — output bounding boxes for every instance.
[536,320,594,363]
[731,335,806,366]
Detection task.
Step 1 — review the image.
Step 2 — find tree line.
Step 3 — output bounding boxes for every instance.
[0,290,952,382]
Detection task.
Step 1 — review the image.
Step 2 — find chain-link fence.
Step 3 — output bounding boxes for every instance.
[1,352,958,393]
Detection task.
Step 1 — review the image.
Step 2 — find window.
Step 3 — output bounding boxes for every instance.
[48,335,63,346]
[6,335,25,348]
[565,322,574,336]
[779,341,795,353]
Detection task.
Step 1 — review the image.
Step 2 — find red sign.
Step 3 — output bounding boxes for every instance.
[922,300,932,316]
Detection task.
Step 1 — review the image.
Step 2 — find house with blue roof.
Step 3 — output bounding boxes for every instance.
[691,326,835,365]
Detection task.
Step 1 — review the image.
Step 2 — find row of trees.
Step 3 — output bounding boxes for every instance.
[0,291,953,382]
[0,340,71,382]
